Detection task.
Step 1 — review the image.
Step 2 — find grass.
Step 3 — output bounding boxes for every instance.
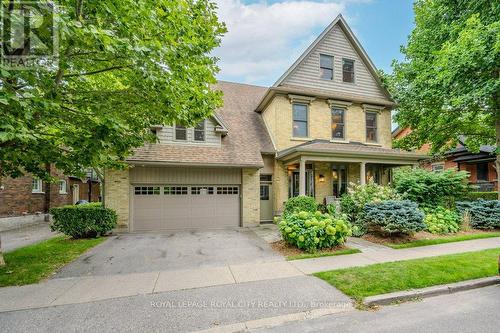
[0,236,106,287]
[314,248,500,300]
[287,248,361,261]
[386,232,500,249]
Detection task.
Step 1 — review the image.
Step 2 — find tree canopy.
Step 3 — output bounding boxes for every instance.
[390,0,499,153]
[0,0,226,180]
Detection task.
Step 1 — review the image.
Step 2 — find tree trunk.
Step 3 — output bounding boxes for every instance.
[0,236,5,267]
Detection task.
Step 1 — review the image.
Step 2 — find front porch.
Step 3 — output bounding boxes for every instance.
[275,140,424,207]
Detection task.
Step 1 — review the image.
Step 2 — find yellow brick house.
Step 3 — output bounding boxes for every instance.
[105,14,422,232]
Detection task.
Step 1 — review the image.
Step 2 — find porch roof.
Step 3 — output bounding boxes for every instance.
[276,140,426,164]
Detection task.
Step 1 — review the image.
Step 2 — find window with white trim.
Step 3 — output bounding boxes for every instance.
[164,186,188,195]
[32,178,42,193]
[59,180,67,194]
[217,186,239,195]
[431,163,444,172]
[292,103,308,137]
[319,54,333,80]
[175,125,187,140]
[194,121,205,142]
[134,186,161,195]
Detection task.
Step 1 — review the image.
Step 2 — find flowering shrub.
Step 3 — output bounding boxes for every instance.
[279,211,351,252]
[364,200,425,234]
[340,182,401,236]
[282,196,318,218]
[423,207,460,234]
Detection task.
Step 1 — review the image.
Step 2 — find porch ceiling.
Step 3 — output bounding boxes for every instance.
[277,140,426,165]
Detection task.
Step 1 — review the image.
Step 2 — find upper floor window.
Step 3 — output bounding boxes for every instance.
[194,121,205,142]
[366,112,377,142]
[342,58,355,83]
[292,103,308,137]
[58,180,67,194]
[175,125,187,140]
[32,178,42,193]
[319,54,333,80]
[331,108,345,140]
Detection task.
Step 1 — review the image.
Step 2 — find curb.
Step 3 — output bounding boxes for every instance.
[364,276,500,306]
[193,306,353,333]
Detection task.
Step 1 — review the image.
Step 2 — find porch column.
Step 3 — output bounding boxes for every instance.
[360,162,366,185]
[299,158,306,196]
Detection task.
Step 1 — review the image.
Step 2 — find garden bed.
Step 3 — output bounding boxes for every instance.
[270,240,360,260]
[362,230,500,249]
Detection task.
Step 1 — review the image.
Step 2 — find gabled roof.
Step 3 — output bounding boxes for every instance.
[128,81,275,167]
[273,14,393,101]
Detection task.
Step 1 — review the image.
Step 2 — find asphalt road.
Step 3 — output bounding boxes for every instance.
[254,285,500,333]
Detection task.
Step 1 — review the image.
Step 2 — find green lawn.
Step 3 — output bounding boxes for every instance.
[287,248,361,261]
[386,232,500,249]
[0,236,106,287]
[314,248,500,300]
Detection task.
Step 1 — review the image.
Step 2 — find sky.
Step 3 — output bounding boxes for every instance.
[213,0,415,87]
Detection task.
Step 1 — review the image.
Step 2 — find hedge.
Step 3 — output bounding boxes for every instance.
[51,203,117,238]
[456,200,500,229]
[463,192,499,201]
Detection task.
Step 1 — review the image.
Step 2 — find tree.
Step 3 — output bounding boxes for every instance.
[389,0,500,198]
[0,0,226,181]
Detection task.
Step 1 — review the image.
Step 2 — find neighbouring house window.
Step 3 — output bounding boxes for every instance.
[292,103,308,137]
[432,163,445,172]
[32,178,42,193]
[194,121,205,142]
[331,108,345,140]
[366,112,377,142]
[319,54,333,80]
[59,180,67,194]
[175,125,187,140]
[477,162,489,181]
[342,58,355,83]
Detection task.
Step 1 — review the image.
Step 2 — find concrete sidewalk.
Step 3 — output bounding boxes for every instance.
[292,236,500,274]
[0,261,303,313]
[0,222,56,252]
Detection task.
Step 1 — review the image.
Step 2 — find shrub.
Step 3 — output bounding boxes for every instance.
[340,182,401,236]
[456,200,500,229]
[282,196,318,218]
[279,211,351,252]
[51,203,117,238]
[463,192,499,201]
[364,200,425,235]
[423,206,460,234]
[393,167,470,208]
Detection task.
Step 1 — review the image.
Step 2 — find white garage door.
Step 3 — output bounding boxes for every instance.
[132,185,240,231]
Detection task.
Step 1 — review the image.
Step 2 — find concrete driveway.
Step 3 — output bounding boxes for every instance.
[55,228,283,278]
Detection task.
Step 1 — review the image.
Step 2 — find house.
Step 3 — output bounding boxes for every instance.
[0,167,101,218]
[105,14,423,232]
[393,128,498,192]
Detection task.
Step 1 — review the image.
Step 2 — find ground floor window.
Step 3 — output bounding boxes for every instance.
[476,162,489,182]
[289,167,314,197]
[332,164,348,197]
[366,164,382,184]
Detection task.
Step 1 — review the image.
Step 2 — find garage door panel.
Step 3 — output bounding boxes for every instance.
[133,184,240,231]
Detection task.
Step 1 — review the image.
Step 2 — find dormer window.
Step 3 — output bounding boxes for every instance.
[319,54,333,80]
[175,125,187,140]
[342,58,355,83]
[194,121,205,142]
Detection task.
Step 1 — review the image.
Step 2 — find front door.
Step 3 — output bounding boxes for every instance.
[260,175,273,222]
[72,184,79,204]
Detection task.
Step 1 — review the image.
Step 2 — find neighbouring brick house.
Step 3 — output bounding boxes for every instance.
[392,129,498,192]
[0,166,101,218]
[105,14,423,233]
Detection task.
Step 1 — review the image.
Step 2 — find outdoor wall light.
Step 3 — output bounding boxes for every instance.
[319,174,325,182]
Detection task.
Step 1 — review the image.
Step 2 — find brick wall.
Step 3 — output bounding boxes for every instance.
[104,168,130,230]
[0,167,78,217]
[241,168,260,227]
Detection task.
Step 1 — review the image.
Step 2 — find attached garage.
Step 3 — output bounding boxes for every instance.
[130,167,242,231]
